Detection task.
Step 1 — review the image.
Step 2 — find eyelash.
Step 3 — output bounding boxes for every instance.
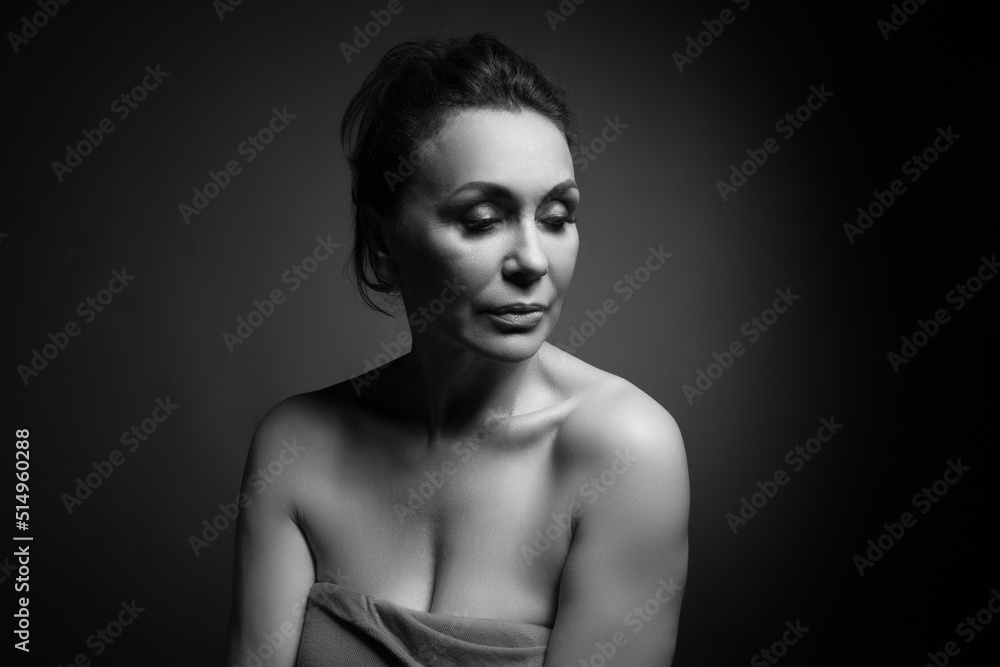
[542,215,577,229]
[461,215,577,231]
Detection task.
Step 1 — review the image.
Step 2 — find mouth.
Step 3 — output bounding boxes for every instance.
[484,303,547,328]
[488,303,547,314]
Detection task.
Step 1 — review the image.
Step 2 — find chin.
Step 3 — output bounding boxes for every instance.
[467,326,550,363]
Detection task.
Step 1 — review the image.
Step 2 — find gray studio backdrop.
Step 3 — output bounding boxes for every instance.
[6,0,993,665]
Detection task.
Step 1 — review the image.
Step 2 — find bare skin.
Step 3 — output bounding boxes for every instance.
[224,109,689,666]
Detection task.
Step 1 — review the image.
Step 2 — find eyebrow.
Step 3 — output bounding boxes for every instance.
[444,179,579,204]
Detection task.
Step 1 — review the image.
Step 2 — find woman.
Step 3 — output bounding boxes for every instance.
[225,34,689,666]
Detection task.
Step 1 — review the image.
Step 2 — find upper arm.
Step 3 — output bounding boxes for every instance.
[224,400,318,667]
[543,384,689,667]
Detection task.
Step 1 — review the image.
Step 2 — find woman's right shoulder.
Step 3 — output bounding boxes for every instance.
[245,382,361,476]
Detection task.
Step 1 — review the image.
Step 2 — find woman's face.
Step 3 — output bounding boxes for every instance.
[383,108,579,362]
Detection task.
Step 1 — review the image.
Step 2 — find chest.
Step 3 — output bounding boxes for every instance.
[298,420,575,625]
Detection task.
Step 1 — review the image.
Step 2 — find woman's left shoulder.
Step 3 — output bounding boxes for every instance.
[539,343,685,467]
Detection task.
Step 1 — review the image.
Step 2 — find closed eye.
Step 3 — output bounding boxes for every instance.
[461,217,503,231]
[459,203,505,230]
[540,215,577,229]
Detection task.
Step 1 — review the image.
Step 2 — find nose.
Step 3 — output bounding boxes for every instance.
[502,219,548,283]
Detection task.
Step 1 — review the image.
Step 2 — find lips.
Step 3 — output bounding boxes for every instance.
[488,303,546,314]
[484,303,547,328]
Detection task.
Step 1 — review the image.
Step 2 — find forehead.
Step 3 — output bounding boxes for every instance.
[410,108,574,200]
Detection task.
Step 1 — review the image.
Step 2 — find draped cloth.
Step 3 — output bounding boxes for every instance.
[295,582,550,666]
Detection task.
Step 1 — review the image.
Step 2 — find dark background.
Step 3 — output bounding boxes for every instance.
[3,0,996,665]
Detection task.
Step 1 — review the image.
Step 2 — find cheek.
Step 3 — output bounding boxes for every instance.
[441,246,498,299]
[546,234,579,292]
[400,234,493,303]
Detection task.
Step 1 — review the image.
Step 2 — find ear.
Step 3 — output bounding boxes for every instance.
[362,204,401,283]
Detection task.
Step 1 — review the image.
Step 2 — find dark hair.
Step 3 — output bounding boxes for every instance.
[340,33,578,315]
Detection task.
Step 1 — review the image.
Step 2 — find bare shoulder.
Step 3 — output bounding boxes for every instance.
[540,343,687,472]
[532,356,688,666]
[242,384,357,508]
[252,385,353,444]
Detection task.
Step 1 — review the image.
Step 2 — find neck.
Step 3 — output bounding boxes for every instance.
[390,336,540,437]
